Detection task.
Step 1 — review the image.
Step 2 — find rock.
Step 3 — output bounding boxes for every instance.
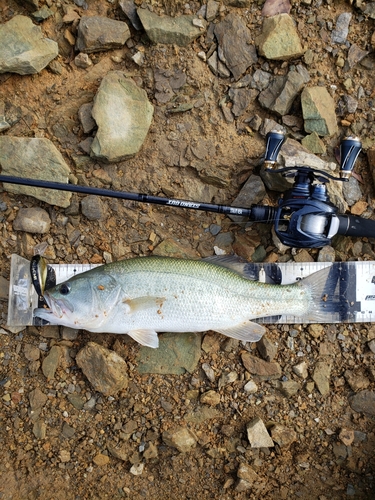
[13,207,51,234]
[339,428,354,446]
[229,174,266,223]
[42,345,61,380]
[271,424,297,449]
[344,369,370,392]
[251,69,272,91]
[200,390,221,406]
[258,69,307,116]
[257,336,278,362]
[184,406,220,424]
[201,363,216,382]
[152,238,198,259]
[137,8,207,46]
[261,0,291,16]
[301,132,326,154]
[81,195,106,221]
[347,44,369,70]
[76,342,129,396]
[0,15,58,75]
[119,0,143,30]
[136,332,201,375]
[279,379,301,398]
[256,14,304,61]
[318,245,336,262]
[293,361,308,379]
[67,394,85,410]
[308,324,324,339]
[301,86,338,137]
[93,453,110,466]
[29,387,47,420]
[143,441,158,459]
[214,13,258,80]
[32,5,54,22]
[228,88,259,117]
[350,391,375,416]
[246,416,274,448]
[76,16,130,53]
[235,479,252,493]
[130,463,144,475]
[218,371,238,390]
[24,344,40,362]
[78,103,96,134]
[312,361,331,396]
[244,380,258,393]
[162,427,197,453]
[331,12,352,44]
[32,419,47,439]
[0,137,71,208]
[74,52,93,69]
[91,72,154,162]
[237,464,259,487]
[241,352,282,380]
[342,177,362,206]
[206,1,220,22]
[108,442,129,461]
[207,51,231,78]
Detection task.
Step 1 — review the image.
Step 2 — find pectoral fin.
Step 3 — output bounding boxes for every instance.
[215,320,266,343]
[123,296,165,314]
[127,329,159,348]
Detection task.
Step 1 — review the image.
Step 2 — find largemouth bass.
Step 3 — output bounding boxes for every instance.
[34,256,332,348]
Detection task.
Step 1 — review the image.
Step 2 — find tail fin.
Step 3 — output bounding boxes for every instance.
[297,265,337,322]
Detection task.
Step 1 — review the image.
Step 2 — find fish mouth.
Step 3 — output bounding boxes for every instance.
[43,292,74,318]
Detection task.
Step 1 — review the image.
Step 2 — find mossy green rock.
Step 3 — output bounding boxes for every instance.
[301,86,338,137]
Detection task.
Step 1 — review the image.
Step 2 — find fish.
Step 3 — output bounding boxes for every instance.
[34,256,333,348]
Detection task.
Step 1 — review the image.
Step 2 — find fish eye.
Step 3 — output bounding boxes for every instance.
[59,283,71,295]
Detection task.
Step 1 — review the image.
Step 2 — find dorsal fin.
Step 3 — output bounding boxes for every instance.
[203,255,257,280]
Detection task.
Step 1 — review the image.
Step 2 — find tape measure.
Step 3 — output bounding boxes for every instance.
[7,254,375,327]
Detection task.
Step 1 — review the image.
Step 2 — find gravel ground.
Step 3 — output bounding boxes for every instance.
[0,0,375,499]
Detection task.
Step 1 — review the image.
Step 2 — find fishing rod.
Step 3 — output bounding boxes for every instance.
[0,131,374,248]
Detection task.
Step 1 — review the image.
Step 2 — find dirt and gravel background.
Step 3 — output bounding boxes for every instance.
[0,0,375,499]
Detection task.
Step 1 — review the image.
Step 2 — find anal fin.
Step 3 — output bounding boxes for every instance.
[215,320,266,343]
[127,329,159,348]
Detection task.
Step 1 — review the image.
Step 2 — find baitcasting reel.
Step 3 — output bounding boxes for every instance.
[261,131,372,247]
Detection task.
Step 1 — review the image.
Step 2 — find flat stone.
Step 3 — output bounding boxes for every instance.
[42,345,61,380]
[76,16,130,53]
[0,15,58,75]
[81,195,106,221]
[331,12,352,44]
[301,86,338,137]
[256,14,304,61]
[258,69,306,116]
[200,390,221,406]
[214,13,258,80]
[13,207,51,234]
[93,453,110,466]
[76,342,129,396]
[293,361,308,379]
[257,336,278,362]
[91,71,154,162]
[312,360,331,396]
[78,102,96,134]
[350,391,375,416]
[230,174,266,223]
[270,423,297,448]
[344,369,370,392]
[137,8,207,46]
[301,131,326,154]
[119,0,143,30]
[152,238,198,259]
[0,137,71,208]
[162,427,197,453]
[33,419,47,439]
[247,416,274,448]
[228,88,259,117]
[136,332,201,375]
[241,352,282,380]
[237,464,259,484]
